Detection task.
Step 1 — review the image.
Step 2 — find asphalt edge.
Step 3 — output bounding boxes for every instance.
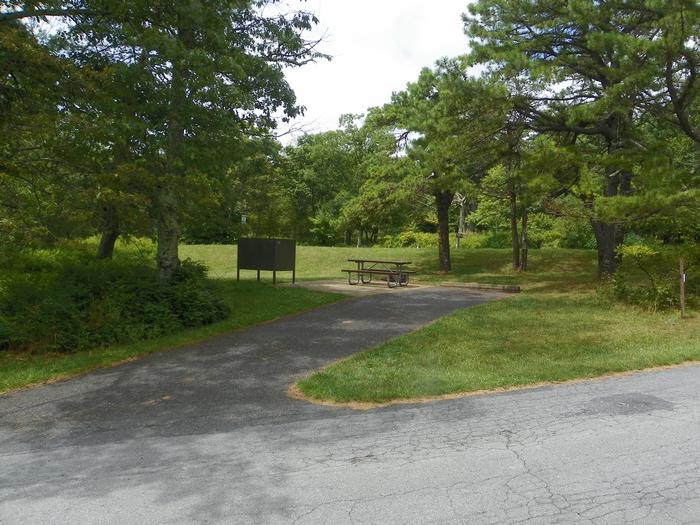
[441,282,521,293]
[288,360,700,411]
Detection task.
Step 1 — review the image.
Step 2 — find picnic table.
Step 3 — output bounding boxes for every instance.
[341,259,416,288]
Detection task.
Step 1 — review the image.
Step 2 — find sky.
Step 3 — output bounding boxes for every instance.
[279,1,472,143]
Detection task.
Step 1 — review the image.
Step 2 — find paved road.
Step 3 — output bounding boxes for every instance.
[1,287,700,524]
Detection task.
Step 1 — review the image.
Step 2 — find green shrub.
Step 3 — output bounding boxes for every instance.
[381,230,516,249]
[478,231,511,249]
[379,219,596,250]
[601,244,699,312]
[381,230,441,248]
[606,272,679,312]
[525,214,596,249]
[526,213,555,249]
[0,257,229,353]
[555,217,596,249]
[455,231,512,249]
[621,232,650,247]
[459,233,489,249]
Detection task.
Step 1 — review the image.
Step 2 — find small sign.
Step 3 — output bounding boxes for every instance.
[241,214,247,224]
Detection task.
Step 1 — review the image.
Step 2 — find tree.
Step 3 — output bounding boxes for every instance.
[0,16,95,247]
[281,115,399,246]
[466,0,671,276]
[373,60,505,271]
[337,153,422,247]
[7,1,324,278]
[282,123,362,245]
[651,0,700,144]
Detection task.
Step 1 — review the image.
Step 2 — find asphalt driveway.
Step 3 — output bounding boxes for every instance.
[1,287,700,524]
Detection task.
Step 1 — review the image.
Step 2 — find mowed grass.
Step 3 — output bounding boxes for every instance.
[297,294,700,404]
[0,280,343,394]
[5,243,689,400]
[181,244,598,292]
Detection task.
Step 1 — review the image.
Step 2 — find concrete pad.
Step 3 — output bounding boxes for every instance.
[283,279,433,296]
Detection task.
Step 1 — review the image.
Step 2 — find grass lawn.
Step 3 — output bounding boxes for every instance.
[296,294,700,404]
[0,280,343,394]
[181,244,598,292]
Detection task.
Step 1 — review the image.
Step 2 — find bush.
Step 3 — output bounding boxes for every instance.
[601,244,699,312]
[605,272,679,312]
[381,230,514,249]
[526,214,596,249]
[381,230,442,248]
[460,231,512,249]
[459,233,489,249]
[554,217,596,249]
[478,231,512,249]
[0,257,229,353]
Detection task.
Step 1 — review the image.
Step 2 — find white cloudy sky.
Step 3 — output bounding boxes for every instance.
[279,1,472,142]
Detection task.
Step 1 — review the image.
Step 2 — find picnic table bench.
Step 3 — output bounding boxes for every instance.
[341,259,416,288]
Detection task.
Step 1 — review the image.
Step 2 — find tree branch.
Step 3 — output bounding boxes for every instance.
[0,8,104,23]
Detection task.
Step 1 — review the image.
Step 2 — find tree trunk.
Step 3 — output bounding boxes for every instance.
[156,14,191,280]
[96,204,120,259]
[591,116,632,278]
[156,183,180,280]
[97,230,119,259]
[456,195,466,249]
[509,186,520,270]
[520,209,528,271]
[590,180,628,277]
[356,229,362,248]
[435,190,453,272]
[590,220,620,277]
[370,227,378,244]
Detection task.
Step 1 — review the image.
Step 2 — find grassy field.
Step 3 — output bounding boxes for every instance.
[181,244,598,292]
[0,280,343,394]
[296,294,700,404]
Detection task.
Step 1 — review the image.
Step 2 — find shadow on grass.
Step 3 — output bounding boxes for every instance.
[413,249,598,293]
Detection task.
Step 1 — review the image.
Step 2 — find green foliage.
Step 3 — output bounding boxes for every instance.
[477,231,512,249]
[600,243,700,311]
[2,2,324,277]
[605,272,679,313]
[0,256,228,353]
[458,234,490,249]
[381,231,442,249]
[527,213,597,249]
[553,217,597,250]
[468,192,507,231]
[469,195,596,250]
[280,115,404,245]
[466,0,700,276]
[0,16,93,247]
[378,222,596,251]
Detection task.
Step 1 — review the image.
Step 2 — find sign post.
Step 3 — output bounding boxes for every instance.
[680,257,686,319]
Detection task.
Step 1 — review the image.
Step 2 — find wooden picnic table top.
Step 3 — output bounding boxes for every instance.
[347,258,412,266]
